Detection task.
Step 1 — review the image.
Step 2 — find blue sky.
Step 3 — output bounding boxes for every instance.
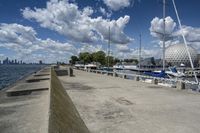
[0,0,200,63]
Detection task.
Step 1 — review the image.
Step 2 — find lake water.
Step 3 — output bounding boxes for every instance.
[0,65,45,90]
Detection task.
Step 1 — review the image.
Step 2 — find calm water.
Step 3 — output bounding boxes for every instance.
[0,65,45,90]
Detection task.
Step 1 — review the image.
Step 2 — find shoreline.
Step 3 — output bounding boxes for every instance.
[0,64,46,91]
[0,66,45,97]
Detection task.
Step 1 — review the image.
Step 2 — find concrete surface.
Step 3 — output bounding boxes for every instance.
[0,66,89,133]
[34,73,50,77]
[59,70,200,133]
[26,75,50,83]
[49,69,89,133]
[0,67,50,133]
[0,83,50,133]
[55,69,68,76]
[6,81,49,96]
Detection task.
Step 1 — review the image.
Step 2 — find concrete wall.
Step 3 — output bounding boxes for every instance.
[48,69,90,133]
[55,69,68,76]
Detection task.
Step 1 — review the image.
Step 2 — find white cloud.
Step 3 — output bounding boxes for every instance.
[0,23,75,63]
[174,25,200,42]
[174,25,200,50]
[0,23,37,46]
[22,0,132,44]
[150,16,200,57]
[150,16,176,40]
[99,7,112,17]
[77,44,103,54]
[103,0,133,11]
[116,44,130,53]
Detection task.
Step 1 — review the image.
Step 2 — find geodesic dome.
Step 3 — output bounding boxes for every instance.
[165,44,198,66]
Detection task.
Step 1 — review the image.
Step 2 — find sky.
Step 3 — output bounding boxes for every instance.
[0,0,200,63]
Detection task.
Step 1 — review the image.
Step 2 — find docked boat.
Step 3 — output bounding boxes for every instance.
[113,63,138,71]
[166,67,185,78]
[84,62,100,70]
[74,61,85,69]
[84,64,97,70]
[144,67,185,78]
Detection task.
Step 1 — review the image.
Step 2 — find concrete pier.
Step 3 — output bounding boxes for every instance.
[0,67,51,133]
[59,69,200,133]
[1,67,200,133]
[0,66,88,133]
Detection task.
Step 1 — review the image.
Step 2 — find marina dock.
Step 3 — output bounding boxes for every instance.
[0,66,200,133]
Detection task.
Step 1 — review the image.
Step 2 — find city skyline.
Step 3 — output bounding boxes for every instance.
[0,0,200,63]
[0,57,44,65]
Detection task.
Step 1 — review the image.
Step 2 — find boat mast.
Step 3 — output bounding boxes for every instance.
[107,26,111,68]
[162,0,166,70]
[172,0,198,83]
[139,34,142,69]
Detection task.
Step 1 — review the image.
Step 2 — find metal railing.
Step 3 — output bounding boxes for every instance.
[75,68,200,92]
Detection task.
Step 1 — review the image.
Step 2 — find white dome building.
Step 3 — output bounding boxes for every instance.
[165,44,198,67]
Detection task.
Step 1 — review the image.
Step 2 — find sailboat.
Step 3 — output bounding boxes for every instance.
[143,0,168,78]
[144,0,186,78]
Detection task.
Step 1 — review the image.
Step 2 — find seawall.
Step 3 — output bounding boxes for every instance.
[49,68,90,133]
[0,66,89,133]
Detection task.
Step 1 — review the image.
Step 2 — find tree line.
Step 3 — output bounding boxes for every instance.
[70,51,138,66]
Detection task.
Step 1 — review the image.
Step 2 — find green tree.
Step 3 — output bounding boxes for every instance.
[70,56,79,65]
[114,58,120,64]
[92,51,106,65]
[105,56,115,67]
[79,52,92,64]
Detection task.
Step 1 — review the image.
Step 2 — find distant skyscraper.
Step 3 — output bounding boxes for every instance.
[3,57,9,64]
[39,60,43,64]
[15,59,17,64]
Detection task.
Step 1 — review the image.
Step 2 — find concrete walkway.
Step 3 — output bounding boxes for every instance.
[0,68,50,133]
[59,70,200,133]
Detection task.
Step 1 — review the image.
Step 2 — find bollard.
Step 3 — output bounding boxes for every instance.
[113,72,117,77]
[68,67,73,77]
[176,81,185,90]
[135,76,139,81]
[152,78,158,85]
[122,74,126,79]
[107,72,109,76]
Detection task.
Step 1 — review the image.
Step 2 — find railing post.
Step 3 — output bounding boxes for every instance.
[113,72,117,77]
[107,72,109,76]
[68,67,73,77]
[176,81,185,90]
[152,78,158,85]
[123,74,126,79]
[135,76,139,81]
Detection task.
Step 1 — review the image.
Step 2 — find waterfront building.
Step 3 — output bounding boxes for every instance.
[165,44,198,67]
